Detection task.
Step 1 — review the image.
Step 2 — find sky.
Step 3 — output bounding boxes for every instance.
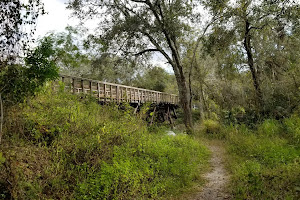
[34,0,175,73]
[34,0,78,38]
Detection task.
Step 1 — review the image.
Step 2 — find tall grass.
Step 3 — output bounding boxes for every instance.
[0,87,209,199]
[198,117,300,199]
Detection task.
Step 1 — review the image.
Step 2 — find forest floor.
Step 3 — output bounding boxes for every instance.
[179,140,231,200]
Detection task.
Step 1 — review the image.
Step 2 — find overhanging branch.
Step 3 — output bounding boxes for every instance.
[134,48,160,56]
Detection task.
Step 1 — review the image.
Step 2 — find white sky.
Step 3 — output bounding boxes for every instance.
[34,0,77,39]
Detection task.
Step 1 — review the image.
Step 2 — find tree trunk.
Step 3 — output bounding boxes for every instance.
[199,83,209,119]
[244,19,263,107]
[0,93,3,144]
[172,63,193,134]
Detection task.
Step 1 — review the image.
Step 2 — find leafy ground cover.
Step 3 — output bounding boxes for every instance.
[0,87,209,199]
[198,117,300,199]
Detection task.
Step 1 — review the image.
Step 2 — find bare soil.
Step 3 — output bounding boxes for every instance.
[179,141,231,200]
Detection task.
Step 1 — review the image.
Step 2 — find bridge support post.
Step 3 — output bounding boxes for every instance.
[72,78,76,94]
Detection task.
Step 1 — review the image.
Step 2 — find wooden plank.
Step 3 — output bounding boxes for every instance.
[72,78,76,94]
[89,81,92,95]
[167,106,174,129]
[97,82,100,100]
[104,84,107,103]
[81,79,84,93]
[138,89,141,103]
[116,86,119,103]
[120,87,123,101]
[109,85,112,101]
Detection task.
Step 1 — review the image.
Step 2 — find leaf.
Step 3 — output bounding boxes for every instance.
[0,152,6,165]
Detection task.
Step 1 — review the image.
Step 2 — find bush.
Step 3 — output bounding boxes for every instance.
[0,88,209,199]
[201,119,221,134]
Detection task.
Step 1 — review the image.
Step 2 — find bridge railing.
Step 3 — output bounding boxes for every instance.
[56,75,179,105]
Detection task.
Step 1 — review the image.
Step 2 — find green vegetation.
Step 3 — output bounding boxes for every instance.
[1,0,300,199]
[0,87,209,199]
[197,117,300,199]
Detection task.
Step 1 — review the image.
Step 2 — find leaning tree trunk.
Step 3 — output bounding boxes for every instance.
[244,19,263,108]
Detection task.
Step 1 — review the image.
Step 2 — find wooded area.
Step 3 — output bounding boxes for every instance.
[0,0,300,199]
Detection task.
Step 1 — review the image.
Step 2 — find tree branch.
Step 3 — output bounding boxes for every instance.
[141,30,173,65]
[134,48,160,56]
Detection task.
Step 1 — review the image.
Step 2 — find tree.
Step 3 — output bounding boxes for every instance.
[90,53,143,84]
[133,66,177,93]
[0,38,59,143]
[202,0,300,110]
[68,0,201,133]
[0,0,45,63]
[40,27,91,76]
[40,27,145,84]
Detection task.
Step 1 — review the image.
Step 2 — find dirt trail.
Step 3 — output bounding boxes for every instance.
[186,142,231,200]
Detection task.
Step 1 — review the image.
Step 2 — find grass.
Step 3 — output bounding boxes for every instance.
[0,86,209,199]
[197,117,300,199]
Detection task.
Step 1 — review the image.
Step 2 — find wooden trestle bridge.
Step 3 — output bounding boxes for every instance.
[57,75,179,125]
[58,75,179,105]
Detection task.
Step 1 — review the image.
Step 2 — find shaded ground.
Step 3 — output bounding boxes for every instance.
[176,141,231,200]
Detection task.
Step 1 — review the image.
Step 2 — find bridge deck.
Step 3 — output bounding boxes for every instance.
[57,75,179,105]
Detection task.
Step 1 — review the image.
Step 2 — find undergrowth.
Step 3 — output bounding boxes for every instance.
[0,87,209,199]
[198,117,300,199]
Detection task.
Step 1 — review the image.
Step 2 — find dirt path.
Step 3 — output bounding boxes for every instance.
[185,142,231,200]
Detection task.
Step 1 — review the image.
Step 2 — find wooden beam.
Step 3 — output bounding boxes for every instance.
[104,84,107,103]
[116,86,119,103]
[72,78,76,94]
[81,79,84,93]
[167,106,174,129]
[138,89,141,103]
[89,81,92,95]
[97,82,100,101]
[110,85,112,102]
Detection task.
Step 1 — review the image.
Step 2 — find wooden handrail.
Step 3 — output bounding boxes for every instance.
[57,75,179,105]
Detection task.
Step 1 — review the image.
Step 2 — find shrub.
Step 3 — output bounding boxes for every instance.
[1,89,209,199]
[201,119,221,134]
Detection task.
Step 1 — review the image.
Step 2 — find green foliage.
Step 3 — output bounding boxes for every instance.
[134,67,177,93]
[220,117,300,199]
[0,152,5,165]
[0,38,59,105]
[257,119,281,137]
[1,89,209,199]
[76,134,208,199]
[283,115,300,145]
[200,119,221,135]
